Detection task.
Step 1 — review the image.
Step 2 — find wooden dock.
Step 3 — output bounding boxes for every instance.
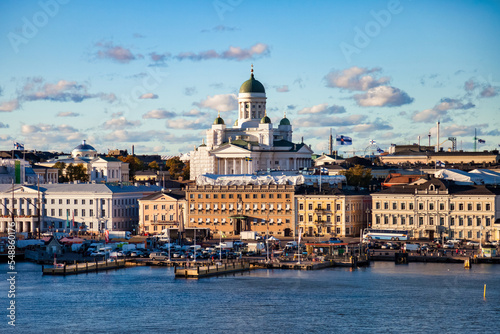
[174,261,251,279]
[42,259,126,275]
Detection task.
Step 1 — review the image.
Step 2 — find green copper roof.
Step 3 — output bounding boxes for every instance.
[279,117,290,125]
[239,73,265,94]
[214,116,225,125]
[260,115,271,124]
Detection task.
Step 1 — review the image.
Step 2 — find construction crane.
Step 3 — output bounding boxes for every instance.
[438,137,457,152]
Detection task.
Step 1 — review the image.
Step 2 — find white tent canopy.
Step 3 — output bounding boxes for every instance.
[434,169,500,185]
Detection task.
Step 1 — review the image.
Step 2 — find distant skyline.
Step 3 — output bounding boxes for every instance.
[1,0,499,156]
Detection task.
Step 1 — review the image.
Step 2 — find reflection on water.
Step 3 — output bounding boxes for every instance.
[1,262,500,333]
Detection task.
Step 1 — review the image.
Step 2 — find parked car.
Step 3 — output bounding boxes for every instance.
[443,242,454,249]
[149,252,169,261]
[329,237,343,244]
[466,241,480,246]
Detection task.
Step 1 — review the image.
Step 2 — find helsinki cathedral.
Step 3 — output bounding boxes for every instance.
[189,66,314,180]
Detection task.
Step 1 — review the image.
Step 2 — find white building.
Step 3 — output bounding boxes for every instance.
[37,140,129,183]
[190,67,314,180]
[0,183,161,235]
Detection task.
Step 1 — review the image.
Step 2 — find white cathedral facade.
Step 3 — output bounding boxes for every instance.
[190,68,314,180]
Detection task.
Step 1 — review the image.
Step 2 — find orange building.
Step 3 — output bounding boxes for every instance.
[138,190,187,235]
[186,185,295,238]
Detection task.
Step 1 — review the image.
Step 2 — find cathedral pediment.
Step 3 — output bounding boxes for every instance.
[211,144,251,155]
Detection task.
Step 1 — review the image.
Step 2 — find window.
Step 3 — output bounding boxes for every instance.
[401,216,406,225]
[308,204,313,210]
[418,203,424,210]
[392,202,397,210]
[299,215,304,222]
[299,203,304,210]
[439,203,444,210]
[392,217,397,225]
[269,194,274,199]
[145,215,149,221]
[286,194,290,199]
[476,203,481,211]
[229,194,233,199]
[101,210,105,217]
[440,217,444,226]
[476,218,481,226]
[336,204,341,211]
[74,199,78,205]
[429,217,434,225]
[66,199,70,204]
[327,215,331,222]
[486,218,491,226]
[205,194,210,199]
[459,203,464,210]
[375,202,381,209]
[419,217,424,226]
[467,217,472,226]
[221,194,226,199]
[90,209,93,217]
[450,217,455,226]
[51,209,55,216]
[153,205,158,210]
[486,203,491,211]
[429,203,434,210]
[401,203,406,210]
[308,215,313,222]
[384,202,389,210]
[277,194,282,199]
[327,204,331,211]
[214,194,218,199]
[384,216,388,224]
[169,205,174,210]
[252,194,257,199]
[82,209,85,217]
[90,200,93,205]
[190,194,194,199]
[409,216,414,225]
[450,203,455,210]
[376,216,381,225]
[51,199,55,204]
[467,203,472,211]
[336,216,341,223]
[101,199,105,205]
[468,231,472,239]
[459,217,464,226]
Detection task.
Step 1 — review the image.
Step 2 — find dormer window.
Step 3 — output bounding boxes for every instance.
[429,185,435,191]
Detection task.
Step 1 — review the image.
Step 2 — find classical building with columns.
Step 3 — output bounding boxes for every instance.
[190,67,314,180]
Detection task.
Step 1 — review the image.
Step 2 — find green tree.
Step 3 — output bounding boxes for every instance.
[340,164,372,188]
[65,163,89,182]
[181,161,190,180]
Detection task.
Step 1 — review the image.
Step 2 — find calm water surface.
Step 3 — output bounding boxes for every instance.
[2,261,500,333]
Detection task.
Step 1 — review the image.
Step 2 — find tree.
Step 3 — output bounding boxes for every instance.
[339,164,372,188]
[53,162,68,182]
[65,163,89,182]
[165,157,188,180]
[148,160,159,170]
[118,155,143,180]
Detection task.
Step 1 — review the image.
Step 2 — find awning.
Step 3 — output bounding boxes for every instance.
[229,215,248,219]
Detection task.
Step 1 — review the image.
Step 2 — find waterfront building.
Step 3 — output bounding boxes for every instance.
[379,147,499,165]
[189,67,314,180]
[294,184,371,238]
[138,189,187,235]
[185,184,295,238]
[371,178,500,241]
[0,183,161,235]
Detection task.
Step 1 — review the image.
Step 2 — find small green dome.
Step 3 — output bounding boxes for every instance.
[239,70,265,94]
[260,115,271,124]
[280,117,290,126]
[214,116,225,125]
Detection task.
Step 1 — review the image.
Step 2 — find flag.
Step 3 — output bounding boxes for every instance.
[72,211,75,228]
[221,231,226,238]
[298,228,302,245]
[436,160,445,167]
[478,139,485,144]
[369,139,376,145]
[105,230,109,243]
[245,157,252,161]
[320,167,328,174]
[66,210,70,228]
[13,142,24,150]
[336,135,352,145]
[377,148,384,153]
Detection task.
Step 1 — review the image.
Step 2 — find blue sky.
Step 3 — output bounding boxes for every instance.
[1,0,499,157]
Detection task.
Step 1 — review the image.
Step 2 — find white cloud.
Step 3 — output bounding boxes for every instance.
[297,103,346,115]
[103,130,167,142]
[276,85,289,93]
[142,109,176,119]
[182,109,208,117]
[95,41,137,64]
[139,93,158,99]
[57,112,80,117]
[102,117,141,130]
[479,86,498,98]
[176,43,270,61]
[296,114,366,127]
[194,94,237,112]
[166,118,208,130]
[353,86,413,107]
[21,123,79,134]
[324,66,390,91]
[412,98,475,123]
[0,122,9,128]
[0,99,19,112]
[351,122,393,132]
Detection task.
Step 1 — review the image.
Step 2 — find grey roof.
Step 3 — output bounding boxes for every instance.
[376,178,500,196]
[0,183,162,194]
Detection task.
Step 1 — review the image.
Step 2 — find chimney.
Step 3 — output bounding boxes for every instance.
[132,145,135,156]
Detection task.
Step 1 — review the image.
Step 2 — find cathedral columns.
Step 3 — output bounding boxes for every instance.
[233,159,236,175]
[240,159,244,174]
[293,158,297,170]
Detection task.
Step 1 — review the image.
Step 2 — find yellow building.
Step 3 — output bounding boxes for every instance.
[371,178,499,242]
[186,184,295,238]
[138,190,187,235]
[294,185,371,238]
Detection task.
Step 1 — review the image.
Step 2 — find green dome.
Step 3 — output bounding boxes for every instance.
[214,116,225,125]
[280,117,290,126]
[260,115,271,124]
[239,73,265,94]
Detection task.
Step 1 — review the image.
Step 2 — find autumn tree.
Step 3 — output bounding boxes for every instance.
[165,157,188,180]
[53,161,68,182]
[339,164,372,188]
[65,163,89,182]
[118,155,143,180]
[148,160,159,170]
